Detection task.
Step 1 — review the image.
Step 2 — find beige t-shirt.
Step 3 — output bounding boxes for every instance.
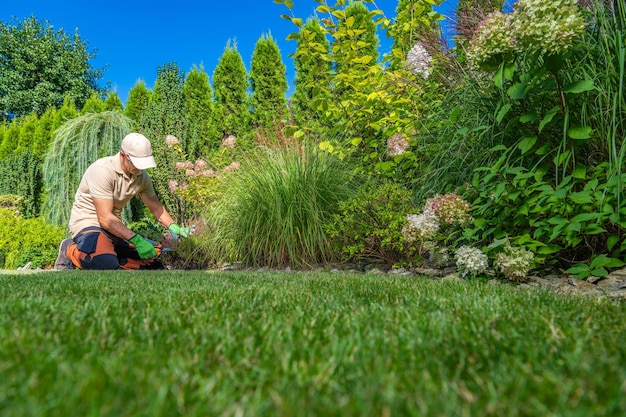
[68,153,157,237]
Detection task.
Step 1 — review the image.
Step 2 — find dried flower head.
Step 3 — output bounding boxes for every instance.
[424,193,473,225]
[386,133,410,158]
[168,180,179,193]
[195,159,208,172]
[165,135,180,148]
[222,135,237,148]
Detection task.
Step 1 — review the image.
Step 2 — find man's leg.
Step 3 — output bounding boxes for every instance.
[69,228,120,270]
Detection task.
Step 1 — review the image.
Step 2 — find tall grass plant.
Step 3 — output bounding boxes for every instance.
[205,143,358,268]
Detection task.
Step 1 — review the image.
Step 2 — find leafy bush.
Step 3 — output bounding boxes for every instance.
[326,182,417,267]
[0,208,65,269]
[206,143,357,268]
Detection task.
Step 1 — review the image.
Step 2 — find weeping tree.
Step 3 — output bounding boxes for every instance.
[42,111,133,227]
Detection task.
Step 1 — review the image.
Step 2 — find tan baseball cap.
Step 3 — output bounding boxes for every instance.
[121,133,156,169]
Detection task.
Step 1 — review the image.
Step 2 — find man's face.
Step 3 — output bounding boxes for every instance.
[121,152,140,175]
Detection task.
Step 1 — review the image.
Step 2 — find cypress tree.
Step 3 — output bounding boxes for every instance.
[81,92,105,114]
[125,80,152,126]
[292,18,331,129]
[104,91,123,111]
[138,62,187,221]
[212,41,250,138]
[32,107,56,158]
[183,65,217,158]
[249,33,288,133]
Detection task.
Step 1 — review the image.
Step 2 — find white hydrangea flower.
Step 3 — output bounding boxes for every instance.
[406,43,432,78]
[402,212,440,242]
[454,246,489,276]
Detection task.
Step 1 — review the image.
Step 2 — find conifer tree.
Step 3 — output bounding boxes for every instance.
[139,62,187,220]
[212,41,251,138]
[32,107,56,158]
[16,114,38,154]
[183,65,216,158]
[249,33,288,132]
[125,80,152,125]
[81,92,105,114]
[104,92,123,111]
[292,18,331,129]
[52,97,79,133]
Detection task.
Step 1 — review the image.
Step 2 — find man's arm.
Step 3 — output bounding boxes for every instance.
[93,197,136,240]
[141,193,175,229]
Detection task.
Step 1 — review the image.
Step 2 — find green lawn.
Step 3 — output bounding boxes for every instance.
[1,270,625,416]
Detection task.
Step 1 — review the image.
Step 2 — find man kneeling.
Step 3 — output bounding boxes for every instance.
[54,133,192,270]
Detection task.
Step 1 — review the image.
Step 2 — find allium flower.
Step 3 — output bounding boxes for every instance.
[179,181,189,190]
[495,244,535,282]
[222,135,237,148]
[386,133,410,158]
[454,246,489,276]
[406,43,432,78]
[185,169,196,178]
[175,161,193,171]
[511,0,586,56]
[201,169,216,177]
[425,193,473,225]
[467,11,516,70]
[402,212,440,242]
[165,135,180,148]
[168,180,179,193]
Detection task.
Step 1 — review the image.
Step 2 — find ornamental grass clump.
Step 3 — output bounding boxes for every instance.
[495,243,536,282]
[206,143,356,269]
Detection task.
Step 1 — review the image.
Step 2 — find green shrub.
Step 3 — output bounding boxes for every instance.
[205,143,357,268]
[0,208,65,269]
[326,182,417,267]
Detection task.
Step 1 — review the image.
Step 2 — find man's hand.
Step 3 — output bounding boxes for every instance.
[168,223,194,240]
[129,234,158,259]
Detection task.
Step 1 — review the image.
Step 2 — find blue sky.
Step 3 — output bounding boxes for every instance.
[1,0,458,105]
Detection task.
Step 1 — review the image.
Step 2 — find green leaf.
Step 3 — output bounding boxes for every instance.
[568,126,593,140]
[539,106,561,132]
[519,111,537,123]
[568,191,593,204]
[607,235,620,251]
[507,83,528,100]
[518,135,537,154]
[496,103,511,123]
[572,164,587,179]
[565,264,590,274]
[571,212,600,222]
[563,79,595,94]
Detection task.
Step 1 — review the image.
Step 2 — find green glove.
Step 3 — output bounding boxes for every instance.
[168,223,194,240]
[129,234,158,259]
